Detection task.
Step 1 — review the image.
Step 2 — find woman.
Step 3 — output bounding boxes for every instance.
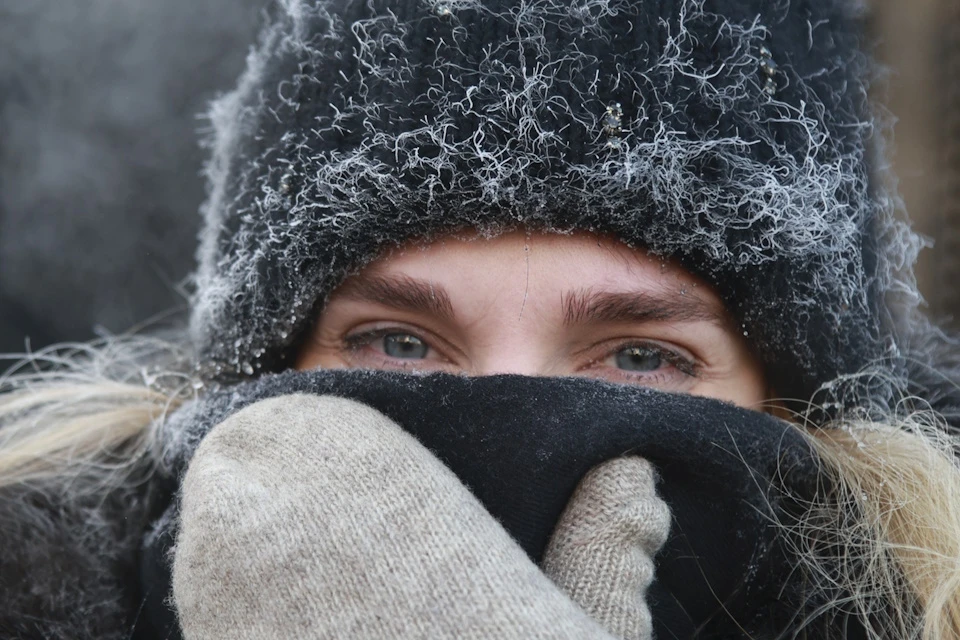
[3,0,960,638]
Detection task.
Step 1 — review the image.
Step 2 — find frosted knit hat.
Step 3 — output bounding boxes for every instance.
[190,0,920,410]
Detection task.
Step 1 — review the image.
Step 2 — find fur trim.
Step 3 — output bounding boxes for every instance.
[189,0,924,410]
[0,480,152,639]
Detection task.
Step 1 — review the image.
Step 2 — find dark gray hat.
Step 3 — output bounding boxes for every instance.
[190,0,927,413]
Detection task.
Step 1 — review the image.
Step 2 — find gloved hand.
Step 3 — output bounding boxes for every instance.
[543,457,670,640]
[171,394,668,639]
[140,370,846,639]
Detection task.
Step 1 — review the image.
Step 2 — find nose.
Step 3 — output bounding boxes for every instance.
[471,348,555,378]
[465,308,559,377]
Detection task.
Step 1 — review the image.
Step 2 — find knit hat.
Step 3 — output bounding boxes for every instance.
[190,0,923,411]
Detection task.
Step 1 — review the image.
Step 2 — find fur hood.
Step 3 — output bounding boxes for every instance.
[185,0,955,422]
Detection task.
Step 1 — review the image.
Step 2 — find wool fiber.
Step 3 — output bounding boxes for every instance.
[191,0,932,412]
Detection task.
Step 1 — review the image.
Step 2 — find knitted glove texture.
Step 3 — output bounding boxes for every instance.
[543,457,670,640]
[173,393,665,639]
[139,370,848,638]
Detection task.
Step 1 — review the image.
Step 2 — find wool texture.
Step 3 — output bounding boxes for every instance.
[544,457,670,640]
[0,477,155,639]
[4,0,960,638]
[141,370,864,638]
[188,0,929,417]
[173,393,666,639]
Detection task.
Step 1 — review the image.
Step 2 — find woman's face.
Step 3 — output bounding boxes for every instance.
[297,231,768,410]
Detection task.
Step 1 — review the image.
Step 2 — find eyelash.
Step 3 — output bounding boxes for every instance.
[342,326,700,383]
[342,327,443,365]
[590,340,700,383]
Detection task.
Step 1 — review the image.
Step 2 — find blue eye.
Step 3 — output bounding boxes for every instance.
[382,333,429,359]
[614,346,662,372]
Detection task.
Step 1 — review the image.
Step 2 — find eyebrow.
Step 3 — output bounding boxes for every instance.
[332,273,456,322]
[561,288,728,328]
[332,274,727,329]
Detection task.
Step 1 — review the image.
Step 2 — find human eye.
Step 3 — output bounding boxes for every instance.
[341,325,446,371]
[587,340,699,390]
[358,331,429,359]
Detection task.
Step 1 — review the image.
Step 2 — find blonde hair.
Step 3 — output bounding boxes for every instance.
[0,336,196,491]
[790,412,960,639]
[2,341,960,638]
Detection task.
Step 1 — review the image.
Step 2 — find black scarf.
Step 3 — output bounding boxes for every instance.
[138,371,864,639]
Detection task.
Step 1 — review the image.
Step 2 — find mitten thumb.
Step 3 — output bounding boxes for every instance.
[543,457,670,640]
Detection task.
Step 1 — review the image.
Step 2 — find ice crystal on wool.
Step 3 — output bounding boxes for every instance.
[190,0,923,406]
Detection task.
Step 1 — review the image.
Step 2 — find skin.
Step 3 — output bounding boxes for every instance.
[297,231,769,410]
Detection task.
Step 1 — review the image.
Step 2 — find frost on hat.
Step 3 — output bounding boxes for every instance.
[190,0,929,415]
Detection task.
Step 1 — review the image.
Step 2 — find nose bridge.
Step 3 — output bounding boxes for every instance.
[466,240,559,376]
[469,320,555,377]
[474,353,543,377]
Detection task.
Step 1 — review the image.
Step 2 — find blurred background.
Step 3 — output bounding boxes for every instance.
[874,0,960,326]
[1,0,958,355]
[0,0,263,354]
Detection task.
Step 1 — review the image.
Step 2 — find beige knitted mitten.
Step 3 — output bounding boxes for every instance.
[172,393,667,639]
[543,458,670,640]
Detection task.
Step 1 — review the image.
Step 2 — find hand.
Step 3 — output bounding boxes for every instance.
[172,393,619,639]
[544,457,670,640]
[146,370,829,638]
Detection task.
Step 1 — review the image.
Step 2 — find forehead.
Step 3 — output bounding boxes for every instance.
[365,230,718,301]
